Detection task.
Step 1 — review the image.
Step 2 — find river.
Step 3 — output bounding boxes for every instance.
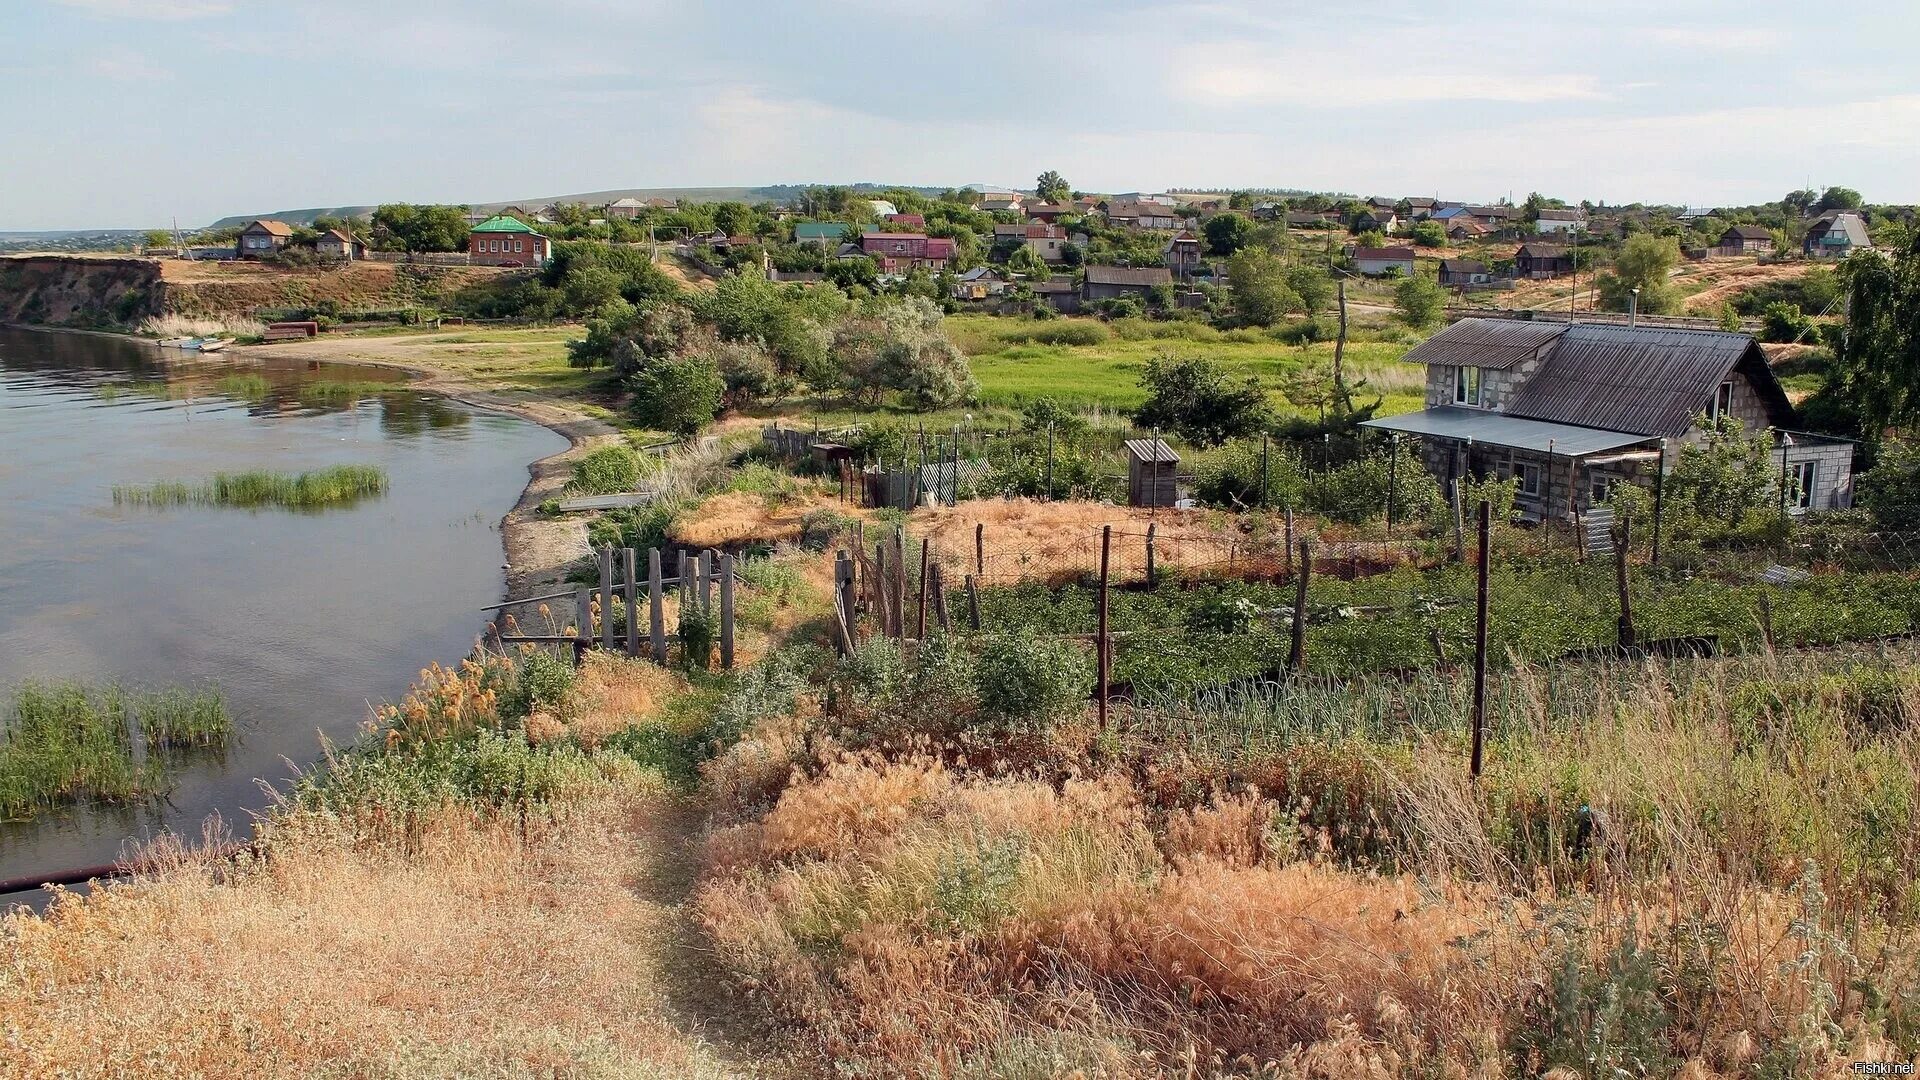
[0,326,568,886]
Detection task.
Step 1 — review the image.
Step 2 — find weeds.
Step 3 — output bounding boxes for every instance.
[112,465,389,510]
[0,682,232,819]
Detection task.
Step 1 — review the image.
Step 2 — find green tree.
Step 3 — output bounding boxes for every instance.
[1668,415,1776,531]
[1825,235,1920,434]
[1394,274,1446,328]
[1132,352,1271,446]
[370,204,470,252]
[1410,220,1446,248]
[1285,264,1334,315]
[630,354,725,435]
[142,229,173,249]
[1815,186,1864,213]
[833,297,975,408]
[1596,234,1681,315]
[1203,212,1256,256]
[1226,246,1300,326]
[1035,170,1070,203]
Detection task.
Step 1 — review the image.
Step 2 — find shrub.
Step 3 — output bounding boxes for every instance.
[678,603,717,671]
[500,651,575,720]
[1195,438,1306,509]
[973,630,1092,732]
[565,446,642,495]
[630,354,725,435]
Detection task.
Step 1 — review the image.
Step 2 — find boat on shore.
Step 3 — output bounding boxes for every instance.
[196,339,228,353]
[156,337,195,348]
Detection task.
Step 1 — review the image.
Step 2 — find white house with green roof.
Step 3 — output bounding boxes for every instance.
[467,214,551,267]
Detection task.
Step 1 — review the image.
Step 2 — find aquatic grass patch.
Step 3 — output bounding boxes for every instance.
[295,380,405,406]
[113,465,390,510]
[214,374,271,401]
[0,682,234,819]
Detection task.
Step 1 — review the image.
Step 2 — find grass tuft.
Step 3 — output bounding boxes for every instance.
[113,465,389,510]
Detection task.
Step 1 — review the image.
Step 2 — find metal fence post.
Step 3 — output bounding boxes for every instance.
[1471,500,1491,780]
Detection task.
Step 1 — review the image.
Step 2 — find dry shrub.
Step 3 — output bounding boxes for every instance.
[0,786,742,1079]
[705,752,949,871]
[562,652,686,747]
[669,490,858,549]
[1162,788,1291,868]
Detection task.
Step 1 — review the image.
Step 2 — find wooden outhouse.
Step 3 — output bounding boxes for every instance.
[1125,439,1180,508]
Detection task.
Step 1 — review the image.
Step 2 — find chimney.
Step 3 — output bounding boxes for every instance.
[1628,287,1640,328]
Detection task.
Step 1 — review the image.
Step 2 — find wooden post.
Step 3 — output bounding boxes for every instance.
[931,563,950,631]
[699,549,714,611]
[916,540,931,641]
[965,573,982,631]
[574,586,593,666]
[719,553,736,668]
[1450,479,1466,563]
[975,522,985,577]
[1651,440,1667,567]
[874,541,893,637]
[1096,525,1111,728]
[1288,539,1312,673]
[1386,434,1398,537]
[599,545,616,653]
[648,548,667,663]
[893,530,908,647]
[1284,508,1294,577]
[1145,522,1157,587]
[623,547,638,657]
[1614,514,1635,649]
[1258,434,1271,509]
[677,549,690,609]
[1471,500,1491,780]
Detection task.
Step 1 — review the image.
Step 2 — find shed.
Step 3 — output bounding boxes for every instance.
[1124,439,1180,508]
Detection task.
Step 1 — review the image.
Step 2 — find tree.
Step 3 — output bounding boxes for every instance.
[1824,234,1920,434]
[1815,186,1864,213]
[1410,220,1447,248]
[1035,170,1070,203]
[142,229,173,250]
[834,297,975,408]
[1226,246,1299,326]
[1285,264,1334,316]
[1132,352,1270,446]
[1394,274,1446,328]
[370,204,470,252]
[1203,212,1256,256]
[630,354,725,435]
[1667,415,1776,531]
[1783,189,1818,216]
[1596,234,1681,315]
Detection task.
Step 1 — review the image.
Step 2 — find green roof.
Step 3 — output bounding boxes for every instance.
[793,222,850,239]
[471,215,538,234]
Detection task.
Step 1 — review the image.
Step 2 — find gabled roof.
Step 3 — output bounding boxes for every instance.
[1084,265,1172,286]
[471,215,539,234]
[1808,211,1871,246]
[1535,208,1585,222]
[1725,224,1773,240]
[318,228,355,243]
[1447,220,1488,235]
[1515,243,1569,259]
[1350,246,1415,262]
[242,219,292,236]
[1123,439,1179,463]
[1506,324,1792,438]
[1436,258,1488,275]
[1402,318,1565,369]
[607,197,647,209]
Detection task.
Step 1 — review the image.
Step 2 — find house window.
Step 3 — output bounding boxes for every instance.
[1589,473,1615,504]
[1515,461,1541,497]
[1710,381,1734,421]
[514,240,523,252]
[1454,366,1484,407]
[1792,461,1816,511]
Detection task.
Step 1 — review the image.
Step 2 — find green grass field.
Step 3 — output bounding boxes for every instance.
[947,314,1431,416]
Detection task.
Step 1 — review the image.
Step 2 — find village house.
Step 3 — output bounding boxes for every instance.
[1718,224,1775,256]
[858,232,954,272]
[1404,197,1438,218]
[994,223,1068,262]
[312,228,363,262]
[1082,264,1171,303]
[1533,208,1587,236]
[951,266,1009,301]
[1362,318,1854,521]
[1034,276,1081,314]
[1803,210,1870,258]
[1447,219,1489,242]
[974,194,1024,213]
[1514,243,1574,279]
[1437,258,1490,286]
[1106,201,1182,230]
[1439,205,1515,229]
[1352,207,1399,234]
[467,215,552,266]
[1163,231,1203,277]
[884,213,925,228]
[793,222,851,248]
[1287,210,1340,228]
[1025,203,1071,224]
[235,219,293,259]
[1348,245,1416,276]
[606,198,648,219]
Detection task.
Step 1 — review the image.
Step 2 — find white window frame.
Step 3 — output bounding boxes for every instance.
[1453,365,1484,407]
[1515,461,1542,497]
[1792,460,1816,512]
[1710,381,1734,421]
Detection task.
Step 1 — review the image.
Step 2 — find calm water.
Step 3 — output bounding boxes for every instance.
[0,327,567,885]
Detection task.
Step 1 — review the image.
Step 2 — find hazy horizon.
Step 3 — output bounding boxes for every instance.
[5,0,1918,231]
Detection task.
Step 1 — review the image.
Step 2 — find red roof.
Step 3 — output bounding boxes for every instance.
[925,238,955,259]
[885,213,925,226]
[1351,246,1415,261]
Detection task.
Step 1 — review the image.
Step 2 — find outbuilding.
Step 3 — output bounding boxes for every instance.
[1124,439,1180,508]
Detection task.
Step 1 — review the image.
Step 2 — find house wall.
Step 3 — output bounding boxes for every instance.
[469,232,547,266]
[236,231,284,258]
[1422,361,1537,412]
[1084,281,1154,302]
[1354,258,1413,276]
[1782,441,1856,511]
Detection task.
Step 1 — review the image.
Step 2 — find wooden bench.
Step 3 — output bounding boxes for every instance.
[261,327,310,343]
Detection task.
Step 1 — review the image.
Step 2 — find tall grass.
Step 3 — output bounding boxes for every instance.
[138,313,268,340]
[0,682,232,818]
[294,380,402,406]
[113,465,389,510]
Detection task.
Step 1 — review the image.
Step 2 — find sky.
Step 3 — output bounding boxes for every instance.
[4,0,1920,230]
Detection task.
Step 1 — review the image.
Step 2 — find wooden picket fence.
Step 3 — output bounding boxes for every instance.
[485,544,736,668]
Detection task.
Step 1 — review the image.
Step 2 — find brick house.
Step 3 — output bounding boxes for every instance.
[857,232,954,272]
[235,219,293,259]
[1363,318,1854,521]
[467,215,552,266]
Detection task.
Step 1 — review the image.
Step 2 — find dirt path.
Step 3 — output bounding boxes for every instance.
[623,797,818,1078]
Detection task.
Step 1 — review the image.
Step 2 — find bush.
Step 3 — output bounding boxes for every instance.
[1195,438,1306,509]
[1761,300,1812,343]
[973,630,1092,732]
[630,355,725,435]
[565,446,642,495]
[500,651,575,720]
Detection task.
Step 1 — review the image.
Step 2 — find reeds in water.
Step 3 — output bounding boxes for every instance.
[0,682,231,819]
[113,465,389,510]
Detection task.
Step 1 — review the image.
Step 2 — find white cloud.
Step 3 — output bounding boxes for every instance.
[1169,42,1609,106]
[58,0,233,19]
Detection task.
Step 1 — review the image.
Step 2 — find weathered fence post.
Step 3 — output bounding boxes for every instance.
[676,550,690,610]
[1097,525,1111,729]
[1288,539,1312,673]
[1284,508,1295,578]
[975,522,985,577]
[1258,434,1271,510]
[965,573,982,631]
[874,540,893,637]
[623,547,638,657]
[931,563,950,631]
[648,548,667,663]
[699,549,714,611]
[1614,514,1636,649]
[1145,522,1157,588]
[1451,480,1466,563]
[916,540,931,641]
[719,553,736,669]
[1471,500,1491,780]
[574,585,593,667]
[893,530,908,647]
[599,545,616,653]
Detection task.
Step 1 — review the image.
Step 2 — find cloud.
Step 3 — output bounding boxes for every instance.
[58,0,233,18]
[1169,42,1609,106]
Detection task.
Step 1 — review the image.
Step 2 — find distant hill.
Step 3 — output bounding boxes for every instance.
[204,182,957,230]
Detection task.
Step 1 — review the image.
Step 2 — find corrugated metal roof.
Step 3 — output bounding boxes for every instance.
[1361,407,1653,457]
[1085,265,1171,286]
[1504,324,1771,438]
[1401,318,1566,369]
[1123,439,1179,462]
[471,215,537,234]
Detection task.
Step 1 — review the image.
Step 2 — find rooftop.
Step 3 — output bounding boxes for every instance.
[1361,406,1652,457]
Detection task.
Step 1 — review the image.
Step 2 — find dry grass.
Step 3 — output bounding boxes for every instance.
[0,786,750,1079]
[669,490,856,550]
[560,652,689,747]
[137,312,268,339]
